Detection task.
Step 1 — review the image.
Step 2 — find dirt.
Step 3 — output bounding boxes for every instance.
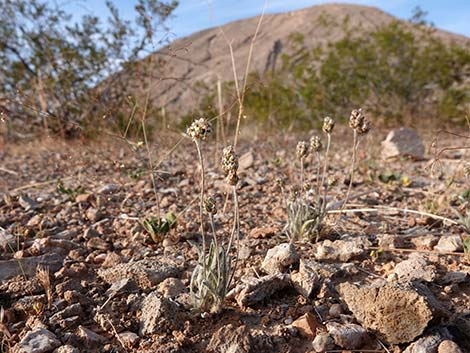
[1,128,470,353]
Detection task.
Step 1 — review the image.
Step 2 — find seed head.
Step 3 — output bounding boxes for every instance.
[356,119,371,135]
[310,136,322,152]
[296,141,309,160]
[464,162,470,178]
[186,118,212,141]
[328,176,338,187]
[349,108,365,130]
[222,145,239,185]
[204,197,217,215]
[322,116,335,134]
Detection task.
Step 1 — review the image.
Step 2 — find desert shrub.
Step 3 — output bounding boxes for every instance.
[194,11,470,130]
[0,0,178,138]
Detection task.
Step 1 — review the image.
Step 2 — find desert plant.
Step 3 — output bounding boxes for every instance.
[188,121,241,313]
[141,212,177,243]
[0,0,178,137]
[284,111,371,242]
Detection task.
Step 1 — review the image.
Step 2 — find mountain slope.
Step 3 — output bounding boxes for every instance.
[131,3,469,115]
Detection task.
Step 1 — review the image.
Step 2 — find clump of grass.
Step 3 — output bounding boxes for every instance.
[36,266,52,309]
[187,119,240,313]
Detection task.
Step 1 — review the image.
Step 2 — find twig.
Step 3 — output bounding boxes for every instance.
[0,167,18,175]
[369,246,466,257]
[327,206,459,225]
[10,176,74,193]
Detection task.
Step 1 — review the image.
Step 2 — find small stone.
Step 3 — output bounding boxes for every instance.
[86,237,111,251]
[0,254,63,282]
[157,277,186,298]
[326,322,368,349]
[97,184,120,195]
[249,226,277,239]
[117,331,139,348]
[238,151,254,171]
[434,235,463,253]
[0,228,14,249]
[261,243,299,275]
[77,326,107,346]
[393,254,436,282]
[381,128,425,160]
[14,328,60,353]
[19,195,38,211]
[75,194,92,203]
[438,340,463,353]
[312,332,335,352]
[207,324,252,353]
[403,333,443,353]
[291,259,337,298]
[229,274,290,307]
[291,313,319,339]
[315,236,371,262]
[27,214,42,227]
[53,345,79,353]
[441,271,469,285]
[102,252,122,268]
[139,292,185,336]
[411,235,439,250]
[86,208,103,223]
[329,303,343,318]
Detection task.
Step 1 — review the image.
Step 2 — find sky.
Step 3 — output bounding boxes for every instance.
[64,0,470,41]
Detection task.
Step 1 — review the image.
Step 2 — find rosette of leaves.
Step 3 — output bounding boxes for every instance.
[189,240,230,314]
[284,197,323,241]
[141,212,177,243]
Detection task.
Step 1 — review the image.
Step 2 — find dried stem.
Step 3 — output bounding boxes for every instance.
[195,140,207,277]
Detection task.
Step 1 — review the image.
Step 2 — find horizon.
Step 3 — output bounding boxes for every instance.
[63,1,470,45]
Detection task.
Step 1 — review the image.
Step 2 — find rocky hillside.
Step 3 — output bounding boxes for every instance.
[131,3,469,115]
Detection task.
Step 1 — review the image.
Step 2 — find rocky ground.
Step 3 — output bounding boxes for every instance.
[0,127,469,353]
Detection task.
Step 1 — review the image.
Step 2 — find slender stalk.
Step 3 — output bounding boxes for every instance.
[316,152,321,196]
[227,185,240,289]
[340,130,358,216]
[195,141,207,277]
[208,213,221,291]
[300,156,305,195]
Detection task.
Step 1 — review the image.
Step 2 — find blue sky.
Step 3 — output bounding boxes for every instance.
[66,1,470,41]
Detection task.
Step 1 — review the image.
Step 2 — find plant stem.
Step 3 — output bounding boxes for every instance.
[227,185,240,290]
[300,156,304,195]
[195,140,207,278]
[340,130,358,218]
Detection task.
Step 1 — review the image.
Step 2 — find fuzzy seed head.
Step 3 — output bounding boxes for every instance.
[186,118,211,141]
[310,136,322,152]
[322,116,335,134]
[296,141,309,160]
[222,145,239,185]
[204,197,217,215]
[357,119,371,135]
[464,162,470,178]
[349,108,365,129]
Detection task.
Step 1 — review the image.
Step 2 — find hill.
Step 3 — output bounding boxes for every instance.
[131,3,470,116]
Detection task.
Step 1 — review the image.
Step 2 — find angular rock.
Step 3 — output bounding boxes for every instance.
[312,332,335,352]
[239,151,254,171]
[381,128,425,160]
[434,235,463,253]
[249,226,277,239]
[438,340,463,353]
[229,274,290,307]
[261,243,299,275]
[403,333,444,353]
[86,208,103,223]
[157,277,186,298]
[291,313,319,339]
[207,324,252,353]
[117,331,140,348]
[0,228,14,249]
[98,258,180,290]
[291,259,337,298]
[53,345,79,353]
[338,282,441,344]
[19,195,39,211]
[315,236,371,262]
[139,292,184,336]
[13,328,60,353]
[0,254,63,282]
[393,254,436,282]
[97,184,120,195]
[326,322,368,350]
[77,326,107,346]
